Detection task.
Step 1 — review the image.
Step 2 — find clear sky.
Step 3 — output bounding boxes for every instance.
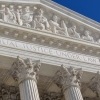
[52,0,100,23]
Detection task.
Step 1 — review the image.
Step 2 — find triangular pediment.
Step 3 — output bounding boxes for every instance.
[0,0,99,44]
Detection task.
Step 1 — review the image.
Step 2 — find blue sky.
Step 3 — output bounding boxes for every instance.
[52,0,100,23]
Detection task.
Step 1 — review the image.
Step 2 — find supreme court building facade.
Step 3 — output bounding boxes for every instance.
[0,0,100,100]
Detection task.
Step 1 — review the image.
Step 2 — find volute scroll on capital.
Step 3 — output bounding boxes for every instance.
[11,56,41,84]
[53,65,83,92]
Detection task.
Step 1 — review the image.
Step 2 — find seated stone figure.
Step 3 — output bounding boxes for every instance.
[33,9,50,30]
[82,30,94,42]
[21,6,33,27]
[2,7,17,24]
[49,15,69,36]
[69,25,80,38]
[49,15,61,34]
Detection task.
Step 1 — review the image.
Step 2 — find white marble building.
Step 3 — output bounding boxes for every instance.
[0,0,99,100]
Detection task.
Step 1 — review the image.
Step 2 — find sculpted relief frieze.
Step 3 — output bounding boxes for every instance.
[0,4,100,45]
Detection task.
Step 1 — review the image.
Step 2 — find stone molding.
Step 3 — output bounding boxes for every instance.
[0,42,99,73]
[53,65,83,92]
[11,56,41,84]
[0,37,99,65]
[0,22,100,58]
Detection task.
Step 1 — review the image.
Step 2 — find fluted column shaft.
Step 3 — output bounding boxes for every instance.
[64,87,83,100]
[54,65,83,100]
[19,80,40,100]
[11,56,41,100]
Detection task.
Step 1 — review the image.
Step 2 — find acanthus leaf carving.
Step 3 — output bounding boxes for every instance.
[89,71,100,98]
[53,65,83,92]
[11,56,41,84]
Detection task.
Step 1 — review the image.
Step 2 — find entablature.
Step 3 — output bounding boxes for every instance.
[0,22,100,57]
[0,0,99,58]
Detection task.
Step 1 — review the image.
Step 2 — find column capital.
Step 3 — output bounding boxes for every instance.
[11,56,41,84]
[89,71,100,98]
[54,65,83,92]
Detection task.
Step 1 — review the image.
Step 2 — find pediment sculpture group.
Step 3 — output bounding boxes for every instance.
[0,5,100,43]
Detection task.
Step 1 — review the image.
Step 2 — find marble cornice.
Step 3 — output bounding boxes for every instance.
[0,40,100,74]
[0,0,99,57]
[0,22,100,57]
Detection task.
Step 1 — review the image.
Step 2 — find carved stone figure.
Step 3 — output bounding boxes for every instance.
[49,15,61,34]
[0,5,5,11]
[33,8,50,30]
[2,7,17,24]
[82,30,94,42]
[16,6,23,26]
[49,15,69,36]
[9,5,14,12]
[21,6,33,27]
[69,25,80,38]
[0,5,5,21]
[59,20,69,36]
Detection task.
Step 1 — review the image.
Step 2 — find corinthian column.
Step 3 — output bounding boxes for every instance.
[89,71,100,98]
[11,56,41,100]
[54,65,83,100]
